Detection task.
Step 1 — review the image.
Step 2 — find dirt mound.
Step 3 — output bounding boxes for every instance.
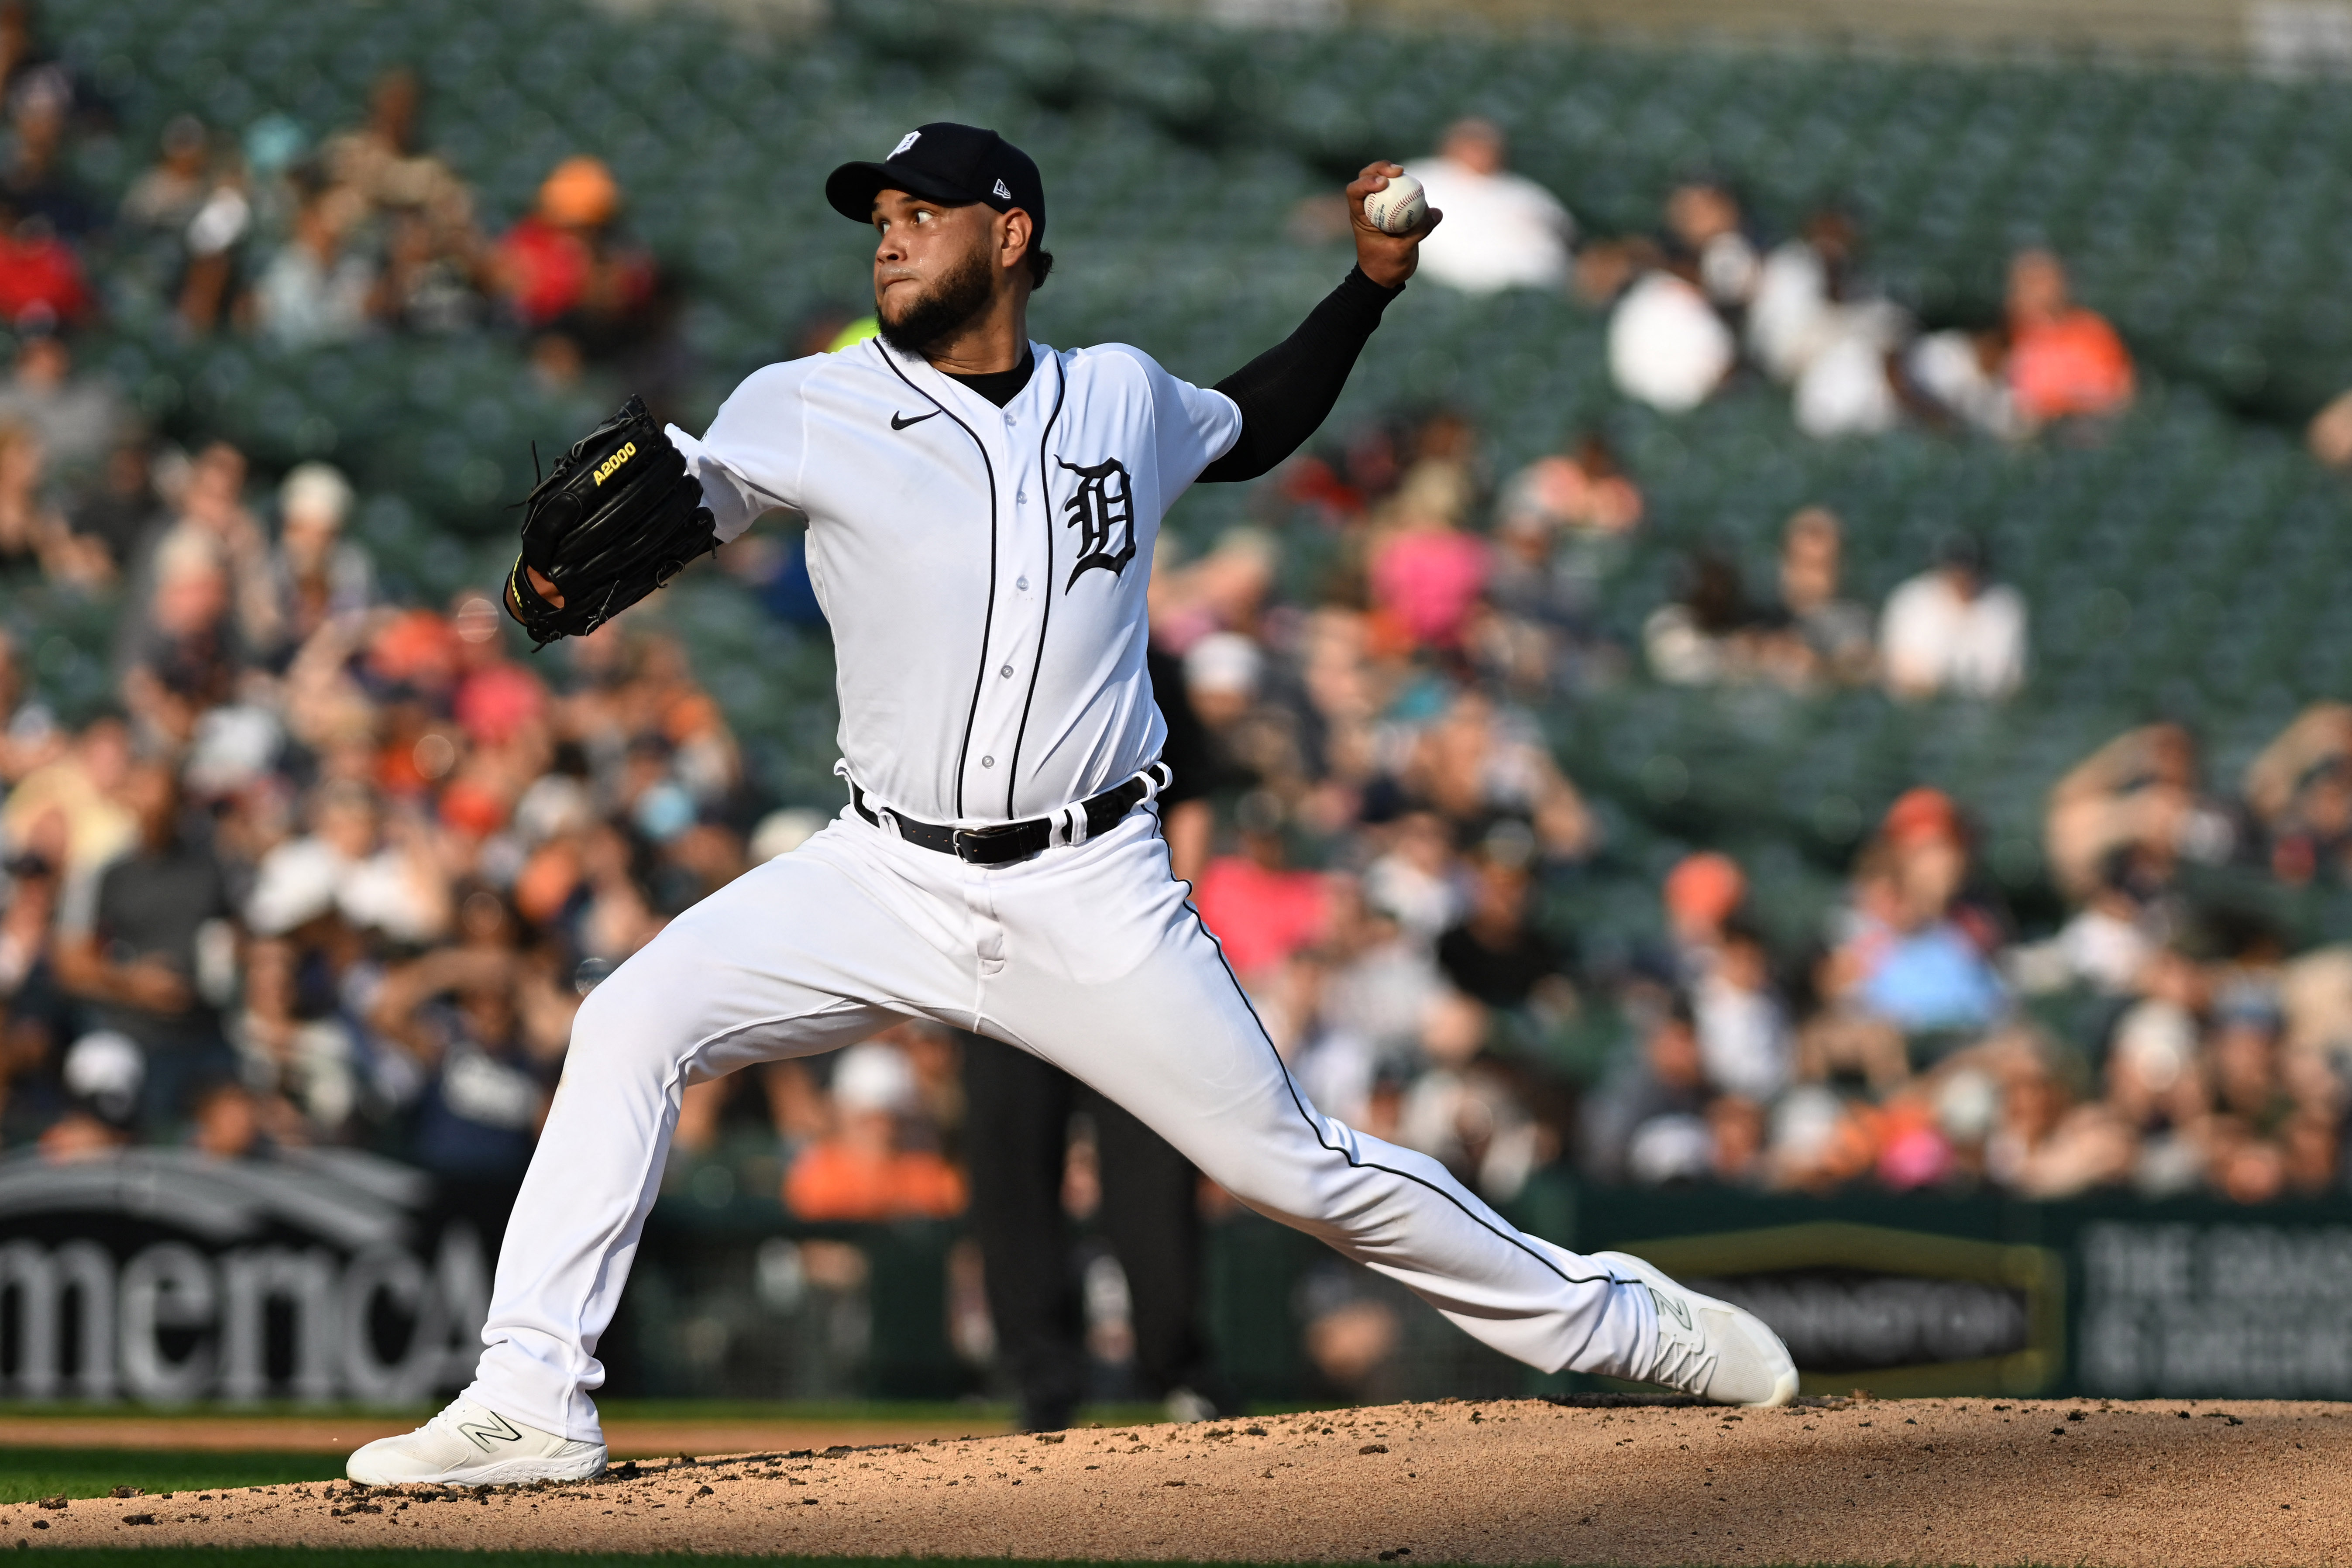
[8,1397,2349,1564]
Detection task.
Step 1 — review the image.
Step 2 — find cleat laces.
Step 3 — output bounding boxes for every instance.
[1642,1286,1718,1395]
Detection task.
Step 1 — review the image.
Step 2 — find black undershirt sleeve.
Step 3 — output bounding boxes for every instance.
[1198,265,1403,484]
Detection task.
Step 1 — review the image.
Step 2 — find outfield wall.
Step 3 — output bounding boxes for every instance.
[2,1150,2346,1406]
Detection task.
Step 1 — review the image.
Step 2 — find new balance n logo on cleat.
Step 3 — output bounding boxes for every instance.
[457,1411,523,1453]
[1650,1285,1692,1332]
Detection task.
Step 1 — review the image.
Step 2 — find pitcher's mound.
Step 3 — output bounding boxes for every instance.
[10,1396,2348,1565]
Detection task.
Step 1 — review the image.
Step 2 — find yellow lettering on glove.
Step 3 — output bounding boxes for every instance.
[592,441,638,485]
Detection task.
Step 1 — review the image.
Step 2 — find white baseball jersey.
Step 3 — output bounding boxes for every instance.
[457,324,1684,1453]
[669,336,1241,826]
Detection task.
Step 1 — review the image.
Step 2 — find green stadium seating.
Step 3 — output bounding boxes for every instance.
[38,0,2352,952]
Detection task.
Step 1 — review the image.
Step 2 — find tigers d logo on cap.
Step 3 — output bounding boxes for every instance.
[825,121,1048,247]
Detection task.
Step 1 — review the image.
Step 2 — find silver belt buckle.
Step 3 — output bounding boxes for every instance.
[951,825,1006,862]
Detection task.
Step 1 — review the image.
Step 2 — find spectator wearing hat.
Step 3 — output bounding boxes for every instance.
[1181,630,1262,734]
[492,155,657,359]
[268,462,374,653]
[1879,533,2026,700]
[1662,850,1747,987]
[1824,789,2006,1046]
[784,1037,966,1221]
[42,1029,142,1159]
[1403,118,1573,296]
[119,528,244,749]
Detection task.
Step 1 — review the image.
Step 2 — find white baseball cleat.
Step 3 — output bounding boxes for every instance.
[1592,1249,1800,1408]
[346,1396,607,1487]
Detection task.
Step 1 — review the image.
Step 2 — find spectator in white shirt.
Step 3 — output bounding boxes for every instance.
[1404,118,1573,296]
[1609,262,1734,413]
[1879,533,2027,701]
[1747,209,1911,439]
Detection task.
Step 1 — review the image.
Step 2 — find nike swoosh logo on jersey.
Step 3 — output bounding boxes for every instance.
[890,409,939,430]
[457,1412,523,1452]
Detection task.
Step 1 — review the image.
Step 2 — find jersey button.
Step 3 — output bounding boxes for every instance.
[1016,576,1030,591]
[982,756,996,767]
[1000,664,1014,678]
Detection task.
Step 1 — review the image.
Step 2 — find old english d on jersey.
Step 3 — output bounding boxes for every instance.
[669,335,1239,827]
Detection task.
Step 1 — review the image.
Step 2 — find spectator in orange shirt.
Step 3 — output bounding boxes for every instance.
[784,1039,967,1221]
[491,156,657,359]
[2005,248,2133,427]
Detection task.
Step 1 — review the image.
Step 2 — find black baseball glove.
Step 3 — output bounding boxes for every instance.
[503,394,718,645]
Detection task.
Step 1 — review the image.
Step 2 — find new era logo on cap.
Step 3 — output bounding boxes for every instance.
[825,122,1048,244]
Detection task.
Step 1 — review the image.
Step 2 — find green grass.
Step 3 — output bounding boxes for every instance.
[0,1449,346,1505]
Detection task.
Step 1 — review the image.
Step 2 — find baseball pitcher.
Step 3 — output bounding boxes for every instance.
[351,123,1795,1488]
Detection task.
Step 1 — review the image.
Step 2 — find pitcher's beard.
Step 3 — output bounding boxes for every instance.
[876,248,996,358]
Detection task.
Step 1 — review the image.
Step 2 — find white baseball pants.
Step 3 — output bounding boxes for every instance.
[468,804,1657,1442]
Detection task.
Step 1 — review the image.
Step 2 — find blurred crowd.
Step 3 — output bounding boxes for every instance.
[1406,116,2138,441]
[1589,748,2352,1204]
[1151,397,2352,1211]
[0,445,772,1181]
[1,8,2349,1230]
[0,23,672,392]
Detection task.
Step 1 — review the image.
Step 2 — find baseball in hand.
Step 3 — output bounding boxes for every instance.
[1362,173,1427,235]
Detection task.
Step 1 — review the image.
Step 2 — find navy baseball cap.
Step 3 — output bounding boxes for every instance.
[825,123,1046,244]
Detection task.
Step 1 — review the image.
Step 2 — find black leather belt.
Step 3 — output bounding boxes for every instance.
[851,763,1170,866]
